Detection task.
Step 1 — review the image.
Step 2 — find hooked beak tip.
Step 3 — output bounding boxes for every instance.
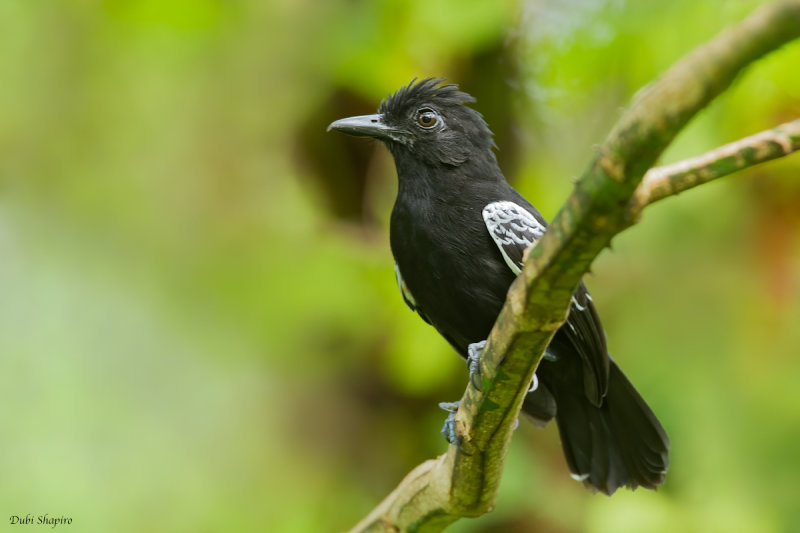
[326,113,407,143]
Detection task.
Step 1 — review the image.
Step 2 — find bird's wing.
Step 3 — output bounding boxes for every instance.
[562,281,610,405]
[394,262,417,310]
[482,201,545,275]
[482,200,609,405]
[394,262,433,325]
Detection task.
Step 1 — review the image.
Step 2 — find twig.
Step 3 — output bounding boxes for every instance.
[634,119,800,209]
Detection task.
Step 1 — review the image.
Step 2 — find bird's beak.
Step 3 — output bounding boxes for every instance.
[327,114,409,144]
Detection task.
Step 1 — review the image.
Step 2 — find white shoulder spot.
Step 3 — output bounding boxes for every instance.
[482,201,546,275]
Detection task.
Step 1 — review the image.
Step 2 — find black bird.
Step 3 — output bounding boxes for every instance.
[328,78,669,495]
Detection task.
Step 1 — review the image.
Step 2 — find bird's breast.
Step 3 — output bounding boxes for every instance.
[389,195,514,354]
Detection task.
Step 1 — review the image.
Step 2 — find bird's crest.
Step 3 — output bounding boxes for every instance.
[379,78,476,119]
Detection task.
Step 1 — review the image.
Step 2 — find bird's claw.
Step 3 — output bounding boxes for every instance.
[467,340,487,391]
[438,401,464,451]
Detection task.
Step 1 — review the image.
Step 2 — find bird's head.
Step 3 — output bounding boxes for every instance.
[328,78,495,166]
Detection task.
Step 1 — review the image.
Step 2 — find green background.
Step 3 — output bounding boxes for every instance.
[1,1,799,532]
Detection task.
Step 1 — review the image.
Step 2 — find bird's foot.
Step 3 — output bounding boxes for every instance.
[467,340,487,391]
[438,401,464,451]
[469,339,537,393]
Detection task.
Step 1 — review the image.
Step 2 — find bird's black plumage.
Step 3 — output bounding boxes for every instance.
[328,78,669,495]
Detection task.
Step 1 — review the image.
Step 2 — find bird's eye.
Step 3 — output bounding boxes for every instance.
[416,109,438,129]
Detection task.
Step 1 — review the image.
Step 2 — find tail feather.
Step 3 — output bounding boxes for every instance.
[603,363,669,490]
[527,359,669,495]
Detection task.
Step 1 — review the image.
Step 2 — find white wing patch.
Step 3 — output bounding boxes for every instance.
[394,262,417,309]
[482,201,546,275]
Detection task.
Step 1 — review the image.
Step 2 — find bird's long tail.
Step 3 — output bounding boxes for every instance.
[524,359,669,495]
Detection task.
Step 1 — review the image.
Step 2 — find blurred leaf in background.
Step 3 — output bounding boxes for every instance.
[0,1,798,532]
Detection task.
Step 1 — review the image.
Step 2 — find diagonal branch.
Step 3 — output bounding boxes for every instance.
[348,2,800,531]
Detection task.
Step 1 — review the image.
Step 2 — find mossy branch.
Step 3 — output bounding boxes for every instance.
[634,118,800,208]
[348,2,800,531]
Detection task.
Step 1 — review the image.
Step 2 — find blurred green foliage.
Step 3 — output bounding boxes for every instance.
[0,1,798,532]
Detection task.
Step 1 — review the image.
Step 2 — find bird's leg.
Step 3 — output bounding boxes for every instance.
[466,339,533,435]
[470,339,539,393]
[438,401,464,451]
[467,340,487,391]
